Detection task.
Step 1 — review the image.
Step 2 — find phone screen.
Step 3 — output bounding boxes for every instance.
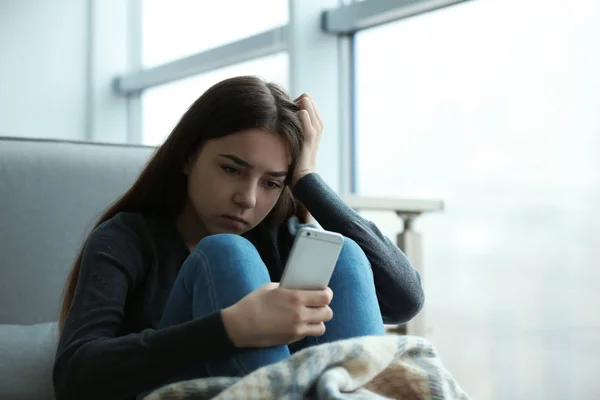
[292,235,340,267]
[281,231,344,290]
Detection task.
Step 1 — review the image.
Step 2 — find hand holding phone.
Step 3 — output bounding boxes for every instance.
[222,227,344,348]
[222,282,333,347]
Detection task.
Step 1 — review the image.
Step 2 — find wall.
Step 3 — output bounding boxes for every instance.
[0,0,129,143]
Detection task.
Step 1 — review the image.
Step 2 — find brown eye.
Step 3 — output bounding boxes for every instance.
[221,165,240,175]
[264,181,282,190]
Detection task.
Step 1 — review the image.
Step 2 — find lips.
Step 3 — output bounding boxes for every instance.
[220,215,250,228]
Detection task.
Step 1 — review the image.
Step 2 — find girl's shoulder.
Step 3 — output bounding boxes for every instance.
[88,211,155,252]
[71,212,155,293]
[96,211,147,230]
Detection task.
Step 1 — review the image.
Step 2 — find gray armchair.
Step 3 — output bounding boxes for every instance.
[0,137,153,399]
[0,137,442,399]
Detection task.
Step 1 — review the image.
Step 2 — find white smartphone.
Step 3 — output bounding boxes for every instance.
[279,227,345,290]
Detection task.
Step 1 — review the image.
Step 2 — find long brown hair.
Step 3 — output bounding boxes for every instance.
[58,76,306,331]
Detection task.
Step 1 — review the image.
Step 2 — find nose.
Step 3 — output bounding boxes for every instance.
[232,181,257,209]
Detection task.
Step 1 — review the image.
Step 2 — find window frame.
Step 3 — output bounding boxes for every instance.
[113,0,471,193]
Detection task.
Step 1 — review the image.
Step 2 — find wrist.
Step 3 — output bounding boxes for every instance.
[221,306,246,348]
[291,170,313,187]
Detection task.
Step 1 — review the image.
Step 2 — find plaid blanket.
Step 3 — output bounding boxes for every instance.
[144,335,470,400]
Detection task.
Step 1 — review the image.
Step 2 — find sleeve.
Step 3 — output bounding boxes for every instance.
[291,173,425,324]
[53,215,236,400]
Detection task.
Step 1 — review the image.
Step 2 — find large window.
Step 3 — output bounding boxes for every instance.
[141,0,288,67]
[141,52,289,145]
[355,0,599,398]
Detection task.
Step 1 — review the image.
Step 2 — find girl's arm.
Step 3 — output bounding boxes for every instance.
[291,173,425,324]
[53,213,235,400]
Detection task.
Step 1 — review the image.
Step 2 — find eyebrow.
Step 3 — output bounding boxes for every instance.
[218,154,288,178]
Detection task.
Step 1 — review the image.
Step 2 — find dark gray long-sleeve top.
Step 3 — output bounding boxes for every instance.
[53,173,424,400]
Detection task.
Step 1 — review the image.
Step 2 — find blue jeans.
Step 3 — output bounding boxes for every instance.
[159,233,385,378]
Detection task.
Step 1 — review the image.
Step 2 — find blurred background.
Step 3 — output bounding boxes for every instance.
[1,0,599,398]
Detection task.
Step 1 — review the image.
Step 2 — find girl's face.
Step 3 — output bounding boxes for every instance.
[182,129,291,238]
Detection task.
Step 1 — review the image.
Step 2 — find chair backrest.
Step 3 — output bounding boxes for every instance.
[0,137,155,324]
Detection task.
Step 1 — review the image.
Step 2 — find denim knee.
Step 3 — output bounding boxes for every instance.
[335,237,373,277]
[185,234,266,280]
[193,233,255,256]
[340,237,369,263]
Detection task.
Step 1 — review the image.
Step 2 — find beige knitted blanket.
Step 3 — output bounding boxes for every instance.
[145,335,470,400]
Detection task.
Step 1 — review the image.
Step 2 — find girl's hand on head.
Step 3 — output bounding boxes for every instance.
[292,93,323,187]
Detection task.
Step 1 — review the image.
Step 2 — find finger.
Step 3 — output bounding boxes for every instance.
[299,97,318,129]
[325,287,333,301]
[301,289,333,307]
[303,305,333,324]
[303,322,327,337]
[262,282,279,291]
[294,92,308,103]
[297,109,312,136]
[306,95,323,131]
[294,94,322,132]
